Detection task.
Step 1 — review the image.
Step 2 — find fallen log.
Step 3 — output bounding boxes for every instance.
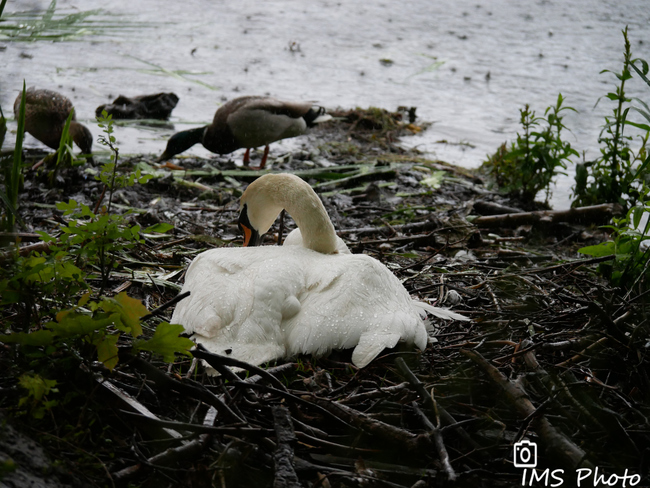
[462,349,593,471]
[471,203,623,228]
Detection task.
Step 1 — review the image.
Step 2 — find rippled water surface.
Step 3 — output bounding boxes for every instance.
[2,0,649,208]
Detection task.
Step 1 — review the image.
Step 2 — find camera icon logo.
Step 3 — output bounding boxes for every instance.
[513,439,538,468]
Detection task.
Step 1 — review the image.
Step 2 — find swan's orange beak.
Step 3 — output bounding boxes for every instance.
[241,224,253,246]
[238,204,261,246]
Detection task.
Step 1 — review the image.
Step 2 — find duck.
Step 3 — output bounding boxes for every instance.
[14,87,93,162]
[156,96,331,169]
[170,173,468,370]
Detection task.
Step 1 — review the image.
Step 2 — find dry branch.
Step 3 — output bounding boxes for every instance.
[126,354,245,423]
[311,395,430,453]
[462,349,592,471]
[272,405,301,488]
[472,203,622,228]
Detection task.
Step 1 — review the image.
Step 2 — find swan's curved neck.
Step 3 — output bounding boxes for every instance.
[241,174,339,254]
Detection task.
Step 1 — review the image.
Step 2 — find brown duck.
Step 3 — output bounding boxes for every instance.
[157,95,331,169]
[14,87,93,161]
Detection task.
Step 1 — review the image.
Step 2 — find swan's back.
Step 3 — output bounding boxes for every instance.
[171,245,427,368]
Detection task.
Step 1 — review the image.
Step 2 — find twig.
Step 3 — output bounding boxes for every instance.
[411,401,457,481]
[340,382,409,404]
[113,434,211,481]
[310,395,429,453]
[119,411,271,436]
[126,354,245,423]
[140,290,190,321]
[555,337,608,368]
[272,405,301,488]
[191,344,288,392]
[395,357,457,480]
[233,382,354,429]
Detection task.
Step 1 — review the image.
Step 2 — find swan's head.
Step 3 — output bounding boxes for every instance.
[238,173,339,253]
[238,174,287,246]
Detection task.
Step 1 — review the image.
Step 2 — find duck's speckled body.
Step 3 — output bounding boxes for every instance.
[14,87,93,159]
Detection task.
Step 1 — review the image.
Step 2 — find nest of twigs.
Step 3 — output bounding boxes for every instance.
[1,108,648,488]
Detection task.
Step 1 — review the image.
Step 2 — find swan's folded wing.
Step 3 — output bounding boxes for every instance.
[171,247,306,367]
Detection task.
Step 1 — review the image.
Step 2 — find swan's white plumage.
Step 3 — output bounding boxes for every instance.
[283,228,351,254]
[171,173,468,369]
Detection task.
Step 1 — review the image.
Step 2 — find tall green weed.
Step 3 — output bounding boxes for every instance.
[480,94,578,205]
[572,27,650,210]
[1,82,25,232]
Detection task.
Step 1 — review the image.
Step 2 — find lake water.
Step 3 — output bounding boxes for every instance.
[2,0,649,208]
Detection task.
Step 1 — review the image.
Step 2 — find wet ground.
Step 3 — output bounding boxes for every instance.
[2,113,648,487]
[2,0,650,209]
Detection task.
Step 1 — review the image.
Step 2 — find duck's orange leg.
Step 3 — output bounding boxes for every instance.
[258,145,270,169]
[243,148,251,166]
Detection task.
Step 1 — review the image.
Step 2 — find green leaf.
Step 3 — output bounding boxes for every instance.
[420,171,446,189]
[0,330,54,347]
[144,222,174,234]
[48,311,116,338]
[631,206,644,230]
[625,121,650,132]
[578,241,616,257]
[99,292,147,337]
[19,373,57,402]
[78,292,91,307]
[133,322,193,363]
[94,333,120,370]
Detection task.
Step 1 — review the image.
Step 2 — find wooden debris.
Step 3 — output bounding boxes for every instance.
[471,203,623,228]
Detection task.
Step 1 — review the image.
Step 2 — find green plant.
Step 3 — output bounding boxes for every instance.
[66,110,151,291]
[1,291,193,381]
[1,81,25,232]
[481,94,578,204]
[578,190,650,293]
[17,373,59,419]
[0,111,190,372]
[0,113,152,326]
[0,1,103,42]
[572,27,650,210]
[0,249,89,329]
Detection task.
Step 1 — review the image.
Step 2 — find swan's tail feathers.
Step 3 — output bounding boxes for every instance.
[413,301,470,322]
[352,332,401,368]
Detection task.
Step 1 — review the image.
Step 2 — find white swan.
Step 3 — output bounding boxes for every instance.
[170,173,468,369]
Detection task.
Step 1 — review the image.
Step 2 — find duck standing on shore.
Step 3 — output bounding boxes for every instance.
[171,173,468,371]
[14,87,93,162]
[157,96,331,169]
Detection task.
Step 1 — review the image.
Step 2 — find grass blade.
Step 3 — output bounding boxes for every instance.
[4,81,26,230]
